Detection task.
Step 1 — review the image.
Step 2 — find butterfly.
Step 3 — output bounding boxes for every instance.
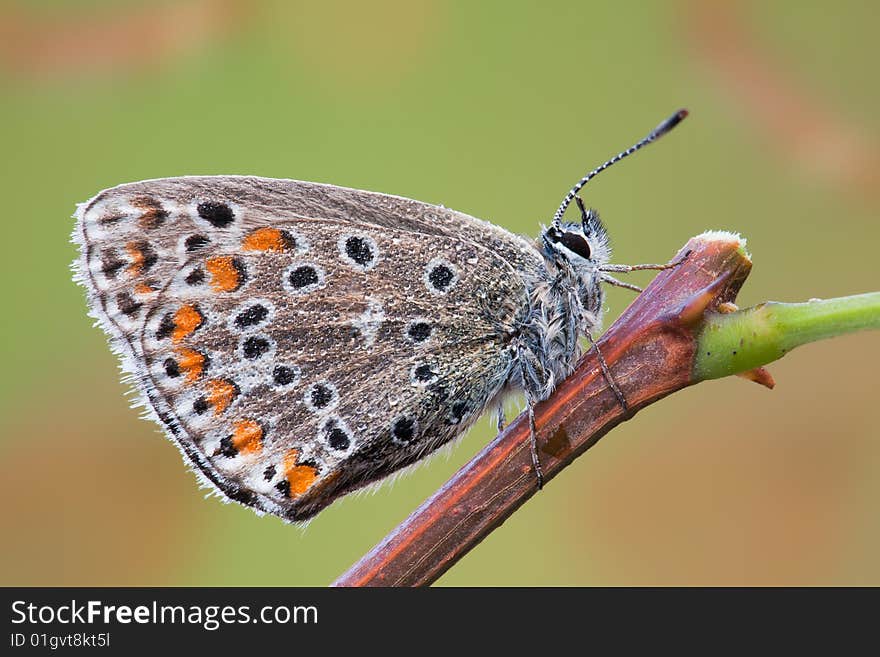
[72,109,688,522]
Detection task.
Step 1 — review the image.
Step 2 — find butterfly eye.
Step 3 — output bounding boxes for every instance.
[559,232,592,260]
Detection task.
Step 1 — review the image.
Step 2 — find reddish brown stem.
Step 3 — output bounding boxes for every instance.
[333,234,752,587]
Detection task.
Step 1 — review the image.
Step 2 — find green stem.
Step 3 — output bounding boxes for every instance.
[694,292,880,381]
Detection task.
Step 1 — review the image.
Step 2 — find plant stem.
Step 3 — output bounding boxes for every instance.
[695,293,880,381]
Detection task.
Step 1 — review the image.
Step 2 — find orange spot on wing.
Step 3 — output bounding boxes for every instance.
[172,304,203,343]
[134,282,155,295]
[232,420,263,455]
[126,242,144,275]
[176,348,206,383]
[206,379,237,415]
[206,256,242,292]
[242,227,291,252]
[130,196,169,229]
[283,449,319,497]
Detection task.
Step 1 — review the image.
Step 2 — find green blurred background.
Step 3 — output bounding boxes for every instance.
[2,0,878,586]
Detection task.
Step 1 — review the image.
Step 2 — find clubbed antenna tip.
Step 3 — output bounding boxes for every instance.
[653,108,689,139]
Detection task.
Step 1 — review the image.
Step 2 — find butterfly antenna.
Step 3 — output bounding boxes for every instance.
[552,108,689,225]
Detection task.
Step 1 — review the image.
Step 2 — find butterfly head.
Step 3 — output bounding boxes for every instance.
[541,108,688,275]
[541,208,610,271]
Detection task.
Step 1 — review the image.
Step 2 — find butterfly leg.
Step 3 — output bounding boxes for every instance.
[599,249,692,275]
[585,329,629,413]
[526,400,544,490]
[495,402,506,433]
[516,353,547,490]
[600,275,642,293]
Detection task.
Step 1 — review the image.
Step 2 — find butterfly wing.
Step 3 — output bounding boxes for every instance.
[73,176,545,521]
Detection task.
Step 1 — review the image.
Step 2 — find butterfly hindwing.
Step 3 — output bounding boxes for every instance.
[74,176,543,521]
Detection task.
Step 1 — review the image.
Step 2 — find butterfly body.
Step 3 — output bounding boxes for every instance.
[73,176,612,521]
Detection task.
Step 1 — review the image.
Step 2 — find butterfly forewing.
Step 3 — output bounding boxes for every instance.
[74,176,543,521]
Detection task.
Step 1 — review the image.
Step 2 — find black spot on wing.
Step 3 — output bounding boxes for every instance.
[289,266,319,289]
[185,268,205,286]
[100,249,125,279]
[185,235,210,252]
[197,201,235,228]
[116,292,142,317]
[234,304,269,329]
[428,264,454,290]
